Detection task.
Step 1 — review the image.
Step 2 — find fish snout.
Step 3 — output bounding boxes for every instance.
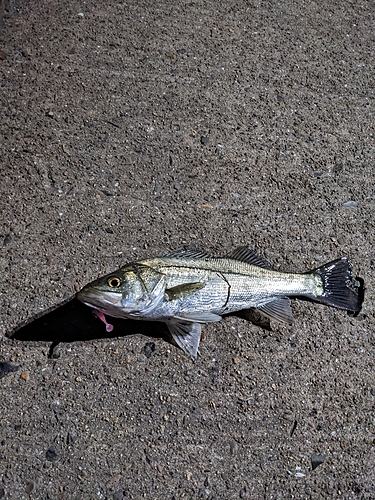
[77,287,122,308]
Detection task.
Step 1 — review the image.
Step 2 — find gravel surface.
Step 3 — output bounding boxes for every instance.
[1,0,375,498]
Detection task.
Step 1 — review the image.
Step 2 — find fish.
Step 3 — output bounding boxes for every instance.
[77,246,363,360]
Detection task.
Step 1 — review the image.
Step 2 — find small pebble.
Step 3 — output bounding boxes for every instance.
[200,136,209,145]
[66,432,77,445]
[46,446,59,462]
[141,342,156,358]
[112,489,125,500]
[25,481,35,494]
[311,453,325,470]
[0,361,20,379]
[50,344,61,359]
[20,371,30,381]
[342,200,358,208]
[229,439,238,455]
[3,233,12,245]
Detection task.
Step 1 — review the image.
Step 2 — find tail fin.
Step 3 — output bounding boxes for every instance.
[311,257,363,312]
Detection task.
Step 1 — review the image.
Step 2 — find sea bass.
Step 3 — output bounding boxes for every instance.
[77,247,363,359]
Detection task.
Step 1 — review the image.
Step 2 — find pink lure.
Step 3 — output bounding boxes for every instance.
[93,310,114,333]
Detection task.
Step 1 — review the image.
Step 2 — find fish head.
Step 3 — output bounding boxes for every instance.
[77,264,166,317]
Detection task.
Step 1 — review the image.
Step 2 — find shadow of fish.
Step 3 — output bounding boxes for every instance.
[77,246,363,360]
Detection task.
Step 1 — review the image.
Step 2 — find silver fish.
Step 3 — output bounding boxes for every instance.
[77,247,363,359]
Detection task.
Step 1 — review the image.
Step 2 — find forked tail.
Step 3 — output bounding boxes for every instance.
[311,257,363,312]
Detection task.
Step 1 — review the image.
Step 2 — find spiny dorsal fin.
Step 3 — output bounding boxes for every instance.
[163,248,210,259]
[225,246,272,269]
[165,282,205,301]
[256,297,294,324]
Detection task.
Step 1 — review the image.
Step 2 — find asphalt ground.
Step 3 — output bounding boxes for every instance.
[1,0,374,498]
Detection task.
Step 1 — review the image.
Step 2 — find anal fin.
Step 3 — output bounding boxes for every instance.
[165,319,202,361]
[256,297,294,324]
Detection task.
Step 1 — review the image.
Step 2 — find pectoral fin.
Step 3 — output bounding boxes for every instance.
[165,282,205,301]
[256,297,294,324]
[166,319,202,360]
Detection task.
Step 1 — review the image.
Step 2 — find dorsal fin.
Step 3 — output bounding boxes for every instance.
[163,248,210,259]
[225,246,272,269]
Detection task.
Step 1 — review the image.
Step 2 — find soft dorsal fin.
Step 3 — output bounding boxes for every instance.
[163,248,210,259]
[225,246,272,269]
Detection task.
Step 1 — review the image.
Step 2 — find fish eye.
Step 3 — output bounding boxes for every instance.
[107,276,122,288]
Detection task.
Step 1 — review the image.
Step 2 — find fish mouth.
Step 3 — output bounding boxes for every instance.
[77,288,122,310]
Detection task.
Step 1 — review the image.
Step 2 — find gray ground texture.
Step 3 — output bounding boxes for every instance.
[1,0,375,498]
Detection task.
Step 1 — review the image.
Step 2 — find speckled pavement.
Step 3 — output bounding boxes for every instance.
[1,1,374,498]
